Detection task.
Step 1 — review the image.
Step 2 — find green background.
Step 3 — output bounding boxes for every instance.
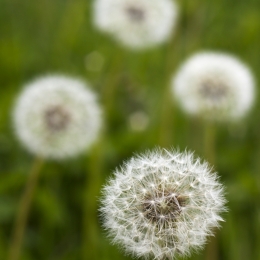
[0,0,260,259]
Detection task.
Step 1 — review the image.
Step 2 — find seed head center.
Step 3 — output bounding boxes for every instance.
[45,105,70,132]
[142,192,187,223]
[199,80,229,101]
[125,6,145,22]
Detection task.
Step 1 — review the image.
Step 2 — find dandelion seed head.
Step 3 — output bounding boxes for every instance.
[173,52,255,121]
[94,0,178,49]
[100,148,226,259]
[13,75,102,159]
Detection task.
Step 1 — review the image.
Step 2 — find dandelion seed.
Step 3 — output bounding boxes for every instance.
[94,0,178,49]
[100,148,226,259]
[172,52,255,121]
[13,75,102,159]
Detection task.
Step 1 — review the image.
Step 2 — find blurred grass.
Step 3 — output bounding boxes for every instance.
[1,0,260,259]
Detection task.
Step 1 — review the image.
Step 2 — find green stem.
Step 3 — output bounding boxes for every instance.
[204,123,218,260]
[204,123,215,165]
[8,157,44,260]
[102,50,123,115]
[188,117,201,153]
[158,86,174,147]
[82,142,103,260]
[158,46,178,146]
[205,231,219,260]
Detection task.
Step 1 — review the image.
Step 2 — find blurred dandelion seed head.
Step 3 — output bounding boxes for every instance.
[100,148,226,259]
[173,52,255,121]
[94,0,178,49]
[13,75,102,159]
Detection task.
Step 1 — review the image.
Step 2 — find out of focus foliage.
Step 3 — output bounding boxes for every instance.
[0,0,260,259]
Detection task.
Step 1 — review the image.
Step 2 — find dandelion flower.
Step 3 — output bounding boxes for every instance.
[100,148,226,259]
[13,75,102,159]
[94,0,178,49]
[173,52,255,121]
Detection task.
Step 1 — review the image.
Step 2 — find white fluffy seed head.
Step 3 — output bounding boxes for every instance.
[172,52,255,122]
[93,0,178,49]
[100,148,226,260]
[13,75,102,159]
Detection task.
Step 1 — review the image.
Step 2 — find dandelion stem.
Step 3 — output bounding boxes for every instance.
[102,49,123,115]
[82,142,103,260]
[8,157,44,260]
[205,230,219,260]
[204,123,215,165]
[158,39,178,146]
[204,123,218,260]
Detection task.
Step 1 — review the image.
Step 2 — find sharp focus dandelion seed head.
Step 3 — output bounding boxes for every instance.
[93,0,178,49]
[172,52,255,121]
[100,149,226,260]
[13,75,102,159]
